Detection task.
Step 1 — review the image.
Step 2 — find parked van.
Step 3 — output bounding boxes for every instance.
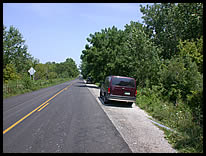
[100,76,137,106]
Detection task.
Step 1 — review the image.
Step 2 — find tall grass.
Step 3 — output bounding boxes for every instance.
[3,77,75,99]
[136,86,203,153]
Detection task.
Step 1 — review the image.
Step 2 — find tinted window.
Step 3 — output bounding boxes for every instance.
[105,77,109,86]
[112,77,135,87]
[105,77,111,87]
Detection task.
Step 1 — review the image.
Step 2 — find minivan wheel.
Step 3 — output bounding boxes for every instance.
[128,102,133,107]
[103,94,109,104]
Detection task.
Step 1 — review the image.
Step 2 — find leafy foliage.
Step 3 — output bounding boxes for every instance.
[177,36,203,73]
[140,3,203,59]
[3,25,79,83]
[80,3,203,153]
[3,25,34,73]
[3,63,20,83]
[158,55,202,104]
[3,3,203,153]
[80,22,162,87]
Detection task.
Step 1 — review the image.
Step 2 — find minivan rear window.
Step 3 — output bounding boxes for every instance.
[112,77,135,87]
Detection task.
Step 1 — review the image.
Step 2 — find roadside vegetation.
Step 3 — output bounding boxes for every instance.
[80,3,203,153]
[3,25,79,99]
[3,77,76,98]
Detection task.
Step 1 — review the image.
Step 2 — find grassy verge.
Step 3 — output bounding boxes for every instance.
[135,87,203,153]
[3,77,76,99]
[95,82,101,87]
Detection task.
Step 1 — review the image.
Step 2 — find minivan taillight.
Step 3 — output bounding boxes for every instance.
[108,87,110,94]
[135,89,137,96]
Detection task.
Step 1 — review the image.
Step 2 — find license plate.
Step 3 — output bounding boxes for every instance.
[124,92,130,95]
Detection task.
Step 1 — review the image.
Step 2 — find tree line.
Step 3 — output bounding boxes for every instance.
[80,3,203,149]
[80,3,202,99]
[3,25,79,83]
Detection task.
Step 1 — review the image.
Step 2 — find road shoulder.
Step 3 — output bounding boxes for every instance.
[84,81,177,153]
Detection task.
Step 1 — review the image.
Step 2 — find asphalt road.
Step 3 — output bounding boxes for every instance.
[3,78,131,153]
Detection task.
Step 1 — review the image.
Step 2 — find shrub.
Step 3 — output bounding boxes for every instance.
[158,55,202,103]
[22,75,34,89]
[3,64,20,82]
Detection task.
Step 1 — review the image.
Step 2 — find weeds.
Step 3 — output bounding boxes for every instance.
[136,86,203,153]
[3,77,75,99]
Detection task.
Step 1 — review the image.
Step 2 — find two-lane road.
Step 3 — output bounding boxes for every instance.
[3,78,131,153]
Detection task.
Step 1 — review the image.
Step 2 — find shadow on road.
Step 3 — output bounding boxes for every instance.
[98,97,132,108]
[76,84,100,89]
[76,81,132,108]
[76,81,85,84]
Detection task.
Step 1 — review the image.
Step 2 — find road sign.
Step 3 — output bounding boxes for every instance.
[28,67,36,76]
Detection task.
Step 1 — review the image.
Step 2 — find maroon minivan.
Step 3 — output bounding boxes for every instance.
[100,76,137,106]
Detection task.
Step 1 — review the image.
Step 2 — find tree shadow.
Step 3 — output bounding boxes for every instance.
[76,84,99,89]
[98,97,133,108]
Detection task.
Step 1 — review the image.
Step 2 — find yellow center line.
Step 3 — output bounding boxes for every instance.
[3,81,75,135]
[37,103,49,112]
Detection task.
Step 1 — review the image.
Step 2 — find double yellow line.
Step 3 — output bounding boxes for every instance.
[37,103,50,112]
[3,82,74,135]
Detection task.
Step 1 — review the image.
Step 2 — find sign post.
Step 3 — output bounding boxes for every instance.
[28,67,36,80]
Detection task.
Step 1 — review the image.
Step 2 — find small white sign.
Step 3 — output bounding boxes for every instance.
[28,67,36,75]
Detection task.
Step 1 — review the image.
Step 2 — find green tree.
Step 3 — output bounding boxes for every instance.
[80,26,125,82]
[55,58,79,78]
[123,21,162,87]
[3,63,20,83]
[35,63,48,80]
[177,36,203,73]
[140,3,203,59]
[80,22,162,86]
[45,61,58,79]
[3,25,33,73]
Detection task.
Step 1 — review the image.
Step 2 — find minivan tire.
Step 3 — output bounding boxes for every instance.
[128,102,133,107]
[103,93,109,104]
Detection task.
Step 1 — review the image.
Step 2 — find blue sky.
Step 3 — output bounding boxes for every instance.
[3,3,150,68]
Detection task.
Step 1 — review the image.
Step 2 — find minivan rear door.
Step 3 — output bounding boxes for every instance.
[111,77,135,96]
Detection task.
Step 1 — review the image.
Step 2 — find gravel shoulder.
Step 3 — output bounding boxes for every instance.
[85,82,177,153]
